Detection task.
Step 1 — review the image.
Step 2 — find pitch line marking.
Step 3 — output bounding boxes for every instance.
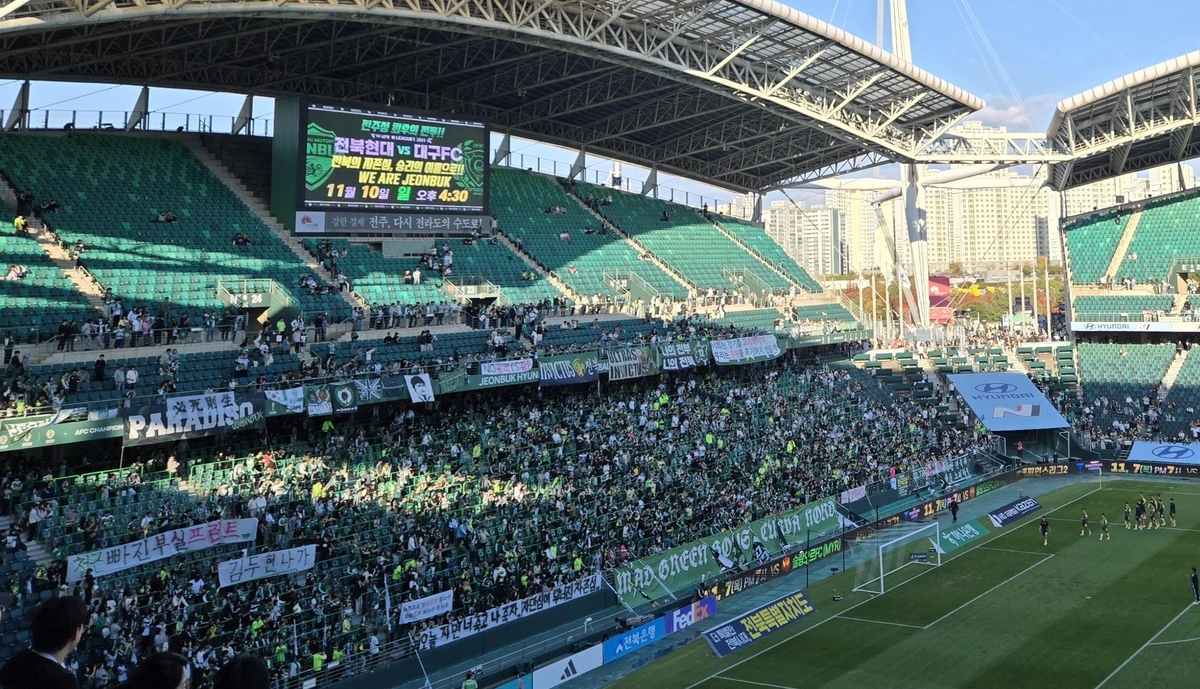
[1094,603,1196,689]
[1148,634,1200,646]
[976,546,1052,555]
[682,485,1103,689]
[922,554,1054,629]
[839,615,925,630]
[711,677,799,689]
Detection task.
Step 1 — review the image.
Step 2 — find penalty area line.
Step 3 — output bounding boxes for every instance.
[922,554,1054,629]
[710,678,799,689]
[839,616,924,630]
[1094,603,1196,689]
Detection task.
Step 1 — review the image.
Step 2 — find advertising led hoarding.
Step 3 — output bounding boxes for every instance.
[302,101,489,215]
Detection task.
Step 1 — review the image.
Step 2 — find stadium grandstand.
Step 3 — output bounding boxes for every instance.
[0,2,1199,689]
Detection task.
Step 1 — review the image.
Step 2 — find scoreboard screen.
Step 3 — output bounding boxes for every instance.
[302,102,488,214]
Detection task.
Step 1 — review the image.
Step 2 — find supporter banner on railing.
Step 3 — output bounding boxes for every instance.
[698,540,841,602]
[67,518,259,582]
[399,590,455,624]
[415,574,603,650]
[264,387,305,417]
[658,340,710,371]
[839,485,867,504]
[612,497,841,607]
[467,369,541,390]
[434,367,467,395]
[218,544,316,588]
[306,385,332,416]
[607,346,659,381]
[0,415,123,452]
[330,380,361,413]
[704,589,816,657]
[710,335,782,366]
[122,393,266,446]
[538,352,600,387]
[405,374,436,403]
[946,373,1069,431]
[481,359,534,376]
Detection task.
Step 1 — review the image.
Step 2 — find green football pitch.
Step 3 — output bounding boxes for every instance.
[605,479,1200,689]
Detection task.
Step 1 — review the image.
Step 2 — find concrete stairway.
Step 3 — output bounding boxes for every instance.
[1103,208,1143,282]
[706,217,806,292]
[493,234,583,305]
[181,137,361,321]
[1159,347,1190,400]
[559,184,694,294]
[0,516,53,568]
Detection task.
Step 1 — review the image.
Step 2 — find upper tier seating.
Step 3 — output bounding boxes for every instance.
[715,215,822,291]
[1076,343,1176,425]
[1063,210,1127,284]
[0,134,352,323]
[574,182,792,293]
[0,225,95,339]
[1114,190,1200,282]
[492,169,687,300]
[1073,295,1174,321]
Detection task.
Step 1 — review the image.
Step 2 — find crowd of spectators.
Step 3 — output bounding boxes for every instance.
[0,347,994,689]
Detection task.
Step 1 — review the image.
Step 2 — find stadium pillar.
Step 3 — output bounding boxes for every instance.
[901,164,930,327]
[232,94,254,135]
[4,80,29,131]
[568,146,586,183]
[642,165,659,198]
[493,131,512,166]
[125,86,150,132]
[751,193,763,224]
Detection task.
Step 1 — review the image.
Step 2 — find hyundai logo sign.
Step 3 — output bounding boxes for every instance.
[1152,445,1196,460]
[975,383,1018,394]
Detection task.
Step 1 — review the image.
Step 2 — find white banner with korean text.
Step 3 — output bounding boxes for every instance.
[218,545,317,588]
[67,519,259,582]
[399,589,455,624]
[414,574,603,649]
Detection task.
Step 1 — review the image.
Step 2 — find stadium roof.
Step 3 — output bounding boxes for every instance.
[0,0,982,192]
[1047,50,1200,191]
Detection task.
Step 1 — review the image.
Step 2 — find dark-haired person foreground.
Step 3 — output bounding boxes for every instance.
[0,595,88,689]
[120,652,189,689]
[213,655,270,689]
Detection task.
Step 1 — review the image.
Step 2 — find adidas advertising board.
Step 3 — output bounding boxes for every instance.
[532,644,601,689]
[946,372,1069,432]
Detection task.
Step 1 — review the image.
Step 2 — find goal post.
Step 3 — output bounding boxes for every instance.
[852,521,942,595]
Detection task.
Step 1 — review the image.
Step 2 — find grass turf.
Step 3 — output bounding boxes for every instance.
[603,479,1200,689]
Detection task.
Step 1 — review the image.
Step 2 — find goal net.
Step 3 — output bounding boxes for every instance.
[852,521,941,595]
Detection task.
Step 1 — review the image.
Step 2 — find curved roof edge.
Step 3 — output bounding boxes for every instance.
[1048,50,1200,138]
[734,0,984,112]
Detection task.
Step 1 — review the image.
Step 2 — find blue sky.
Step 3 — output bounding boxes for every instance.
[1,0,1196,203]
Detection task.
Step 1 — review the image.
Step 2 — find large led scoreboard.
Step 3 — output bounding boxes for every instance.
[271,98,490,237]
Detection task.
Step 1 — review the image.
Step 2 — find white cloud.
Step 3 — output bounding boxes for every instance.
[972,93,1062,131]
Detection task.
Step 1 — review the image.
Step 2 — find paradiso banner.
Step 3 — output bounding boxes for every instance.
[612,497,842,607]
[67,518,259,582]
[121,393,266,446]
[658,340,709,371]
[0,415,123,452]
[538,352,599,387]
[415,573,603,649]
[217,544,317,588]
[710,335,782,366]
[607,346,659,381]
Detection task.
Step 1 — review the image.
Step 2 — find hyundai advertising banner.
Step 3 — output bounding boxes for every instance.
[1128,442,1200,465]
[947,373,1069,431]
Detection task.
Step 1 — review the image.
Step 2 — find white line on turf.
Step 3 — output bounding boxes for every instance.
[1093,603,1196,689]
[976,546,1051,556]
[711,677,798,689]
[838,616,925,630]
[681,485,1104,689]
[1148,634,1200,646]
[922,554,1054,629]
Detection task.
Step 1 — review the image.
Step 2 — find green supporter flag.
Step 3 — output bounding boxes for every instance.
[612,496,841,606]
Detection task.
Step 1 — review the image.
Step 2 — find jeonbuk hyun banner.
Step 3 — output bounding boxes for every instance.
[612,497,841,607]
[947,372,1069,431]
[710,335,782,366]
[67,519,259,582]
